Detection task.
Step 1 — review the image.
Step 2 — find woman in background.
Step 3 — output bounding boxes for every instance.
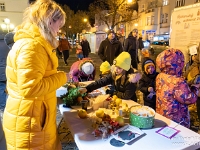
[58,33,72,65]
[3,0,67,149]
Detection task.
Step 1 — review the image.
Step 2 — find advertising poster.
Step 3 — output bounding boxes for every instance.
[170,3,200,63]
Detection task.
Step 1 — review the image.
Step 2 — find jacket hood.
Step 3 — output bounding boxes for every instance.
[142,57,156,75]
[78,59,95,74]
[156,48,184,76]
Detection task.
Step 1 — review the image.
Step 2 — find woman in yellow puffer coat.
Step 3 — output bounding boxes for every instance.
[3,0,67,149]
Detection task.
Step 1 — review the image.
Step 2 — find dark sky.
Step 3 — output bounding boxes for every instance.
[54,0,95,12]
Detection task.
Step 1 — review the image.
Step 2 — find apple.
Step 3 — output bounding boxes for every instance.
[115,116,125,126]
[95,109,104,118]
[115,98,122,106]
[77,109,87,119]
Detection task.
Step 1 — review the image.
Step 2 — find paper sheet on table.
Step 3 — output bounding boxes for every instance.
[156,126,180,139]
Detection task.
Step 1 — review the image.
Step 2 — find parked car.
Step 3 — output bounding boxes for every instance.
[149,40,169,55]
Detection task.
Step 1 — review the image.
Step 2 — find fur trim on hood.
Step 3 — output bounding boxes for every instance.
[78,59,95,71]
[111,64,142,84]
[128,72,142,83]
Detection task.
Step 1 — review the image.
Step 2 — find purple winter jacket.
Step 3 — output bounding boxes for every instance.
[156,48,198,128]
[69,58,95,82]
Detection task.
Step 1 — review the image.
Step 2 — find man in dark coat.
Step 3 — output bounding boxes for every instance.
[98,29,123,65]
[124,29,139,69]
[81,36,91,58]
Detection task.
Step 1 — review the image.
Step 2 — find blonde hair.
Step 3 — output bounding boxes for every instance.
[22,0,66,48]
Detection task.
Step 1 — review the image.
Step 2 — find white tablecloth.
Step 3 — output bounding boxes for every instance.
[58,100,200,150]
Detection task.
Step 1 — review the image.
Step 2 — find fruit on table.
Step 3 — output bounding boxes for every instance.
[115,98,122,106]
[77,96,83,103]
[95,109,105,118]
[112,95,118,101]
[115,116,125,126]
[102,114,111,121]
[77,109,87,119]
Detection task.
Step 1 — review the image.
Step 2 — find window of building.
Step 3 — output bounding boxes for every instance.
[141,4,145,12]
[161,14,164,23]
[147,16,151,25]
[176,0,185,7]
[151,16,154,25]
[163,0,169,6]
[0,2,5,11]
[165,13,168,23]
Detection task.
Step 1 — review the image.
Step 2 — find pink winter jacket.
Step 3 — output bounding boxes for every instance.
[156,48,198,128]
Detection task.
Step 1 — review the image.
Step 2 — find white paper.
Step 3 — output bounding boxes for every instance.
[189,45,197,55]
[156,126,180,139]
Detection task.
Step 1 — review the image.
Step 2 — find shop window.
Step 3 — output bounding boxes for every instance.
[163,0,169,6]
[0,2,5,11]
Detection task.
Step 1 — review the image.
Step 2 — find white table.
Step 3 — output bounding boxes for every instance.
[58,100,200,150]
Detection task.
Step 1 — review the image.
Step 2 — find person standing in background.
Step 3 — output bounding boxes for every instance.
[98,29,123,65]
[116,30,125,48]
[3,0,67,149]
[81,36,91,58]
[0,119,6,150]
[58,33,72,65]
[124,29,139,69]
[138,33,144,63]
[0,33,10,112]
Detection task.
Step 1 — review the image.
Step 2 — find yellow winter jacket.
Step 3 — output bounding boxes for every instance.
[3,23,67,150]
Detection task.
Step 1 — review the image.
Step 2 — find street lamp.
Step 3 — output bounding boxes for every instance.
[83,18,87,22]
[1,18,15,32]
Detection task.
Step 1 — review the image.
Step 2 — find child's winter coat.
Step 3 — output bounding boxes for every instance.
[156,48,198,128]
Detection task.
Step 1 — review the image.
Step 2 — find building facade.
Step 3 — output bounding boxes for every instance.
[134,0,200,41]
[0,0,29,32]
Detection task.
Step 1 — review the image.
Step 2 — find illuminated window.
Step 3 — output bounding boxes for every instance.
[0,3,5,11]
[151,16,154,25]
[176,0,185,7]
[147,16,151,25]
[141,4,145,12]
[163,0,169,6]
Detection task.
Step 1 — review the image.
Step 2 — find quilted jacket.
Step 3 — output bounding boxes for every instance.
[3,23,67,149]
[156,48,198,128]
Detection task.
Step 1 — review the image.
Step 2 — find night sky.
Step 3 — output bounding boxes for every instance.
[54,0,95,12]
